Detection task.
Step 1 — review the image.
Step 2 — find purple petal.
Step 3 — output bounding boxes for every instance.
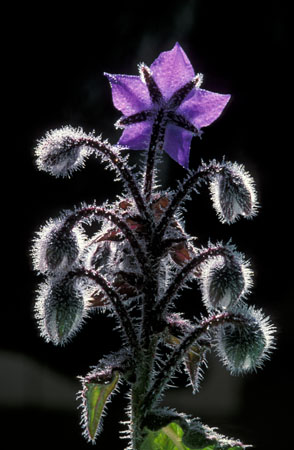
[150,42,195,100]
[178,88,231,129]
[163,124,193,169]
[118,121,153,150]
[104,73,152,116]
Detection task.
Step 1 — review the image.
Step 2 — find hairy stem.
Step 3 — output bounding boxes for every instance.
[69,268,139,351]
[154,245,230,318]
[130,335,159,449]
[63,205,148,273]
[140,259,160,348]
[156,162,223,239]
[144,109,166,202]
[79,135,150,221]
[143,312,246,410]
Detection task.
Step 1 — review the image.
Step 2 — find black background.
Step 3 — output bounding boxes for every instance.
[3,1,290,449]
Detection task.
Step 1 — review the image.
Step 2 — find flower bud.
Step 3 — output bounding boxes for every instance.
[215,305,276,374]
[210,162,258,224]
[35,126,89,177]
[32,219,84,273]
[35,277,86,345]
[200,253,252,310]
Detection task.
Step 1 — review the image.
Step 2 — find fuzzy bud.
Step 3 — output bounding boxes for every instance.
[35,126,90,177]
[200,252,252,310]
[210,162,258,224]
[215,305,276,374]
[35,277,86,345]
[32,219,84,273]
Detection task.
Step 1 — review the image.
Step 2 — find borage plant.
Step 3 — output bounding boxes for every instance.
[32,43,276,450]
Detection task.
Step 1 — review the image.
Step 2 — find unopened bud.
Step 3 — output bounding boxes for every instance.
[210,162,258,224]
[32,219,83,273]
[215,305,276,374]
[35,126,90,177]
[200,253,252,310]
[35,277,86,345]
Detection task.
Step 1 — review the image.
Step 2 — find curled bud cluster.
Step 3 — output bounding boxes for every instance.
[210,162,258,224]
[215,305,276,374]
[32,218,84,273]
[200,248,252,310]
[35,277,87,345]
[35,126,90,177]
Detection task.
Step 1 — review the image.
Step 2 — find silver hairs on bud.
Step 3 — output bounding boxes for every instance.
[210,162,258,224]
[35,277,87,345]
[32,218,85,274]
[35,126,90,177]
[200,251,253,310]
[215,305,276,375]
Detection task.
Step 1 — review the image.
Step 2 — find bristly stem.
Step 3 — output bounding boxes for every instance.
[156,161,224,239]
[144,109,166,202]
[69,268,139,352]
[63,205,149,273]
[154,245,230,318]
[143,312,246,410]
[77,134,150,221]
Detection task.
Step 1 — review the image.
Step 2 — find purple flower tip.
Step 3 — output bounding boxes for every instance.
[105,43,230,168]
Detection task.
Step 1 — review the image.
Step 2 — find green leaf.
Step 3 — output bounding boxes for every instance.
[80,370,119,443]
[141,422,187,450]
[164,333,207,393]
[141,421,248,450]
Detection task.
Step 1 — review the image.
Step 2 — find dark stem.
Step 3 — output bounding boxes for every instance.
[143,312,246,410]
[131,335,159,448]
[63,205,148,273]
[78,135,150,221]
[154,245,230,318]
[69,268,139,351]
[156,162,223,239]
[140,259,160,348]
[144,108,165,202]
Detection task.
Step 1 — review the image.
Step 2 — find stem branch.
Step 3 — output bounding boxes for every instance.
[64,205,148,274]
[156,162,223,239]
[155,245,230,318]
[144,109,165,202]
[143,312,245,409]
[80,135,150,221]
[70,268,139,351]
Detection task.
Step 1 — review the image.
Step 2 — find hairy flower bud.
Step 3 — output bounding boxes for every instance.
[35,126,90,177]
[200,252,252,310]
[35,277,86,345]
[215,305,276,374]
[32,219,84,273]
[210,162,257,224]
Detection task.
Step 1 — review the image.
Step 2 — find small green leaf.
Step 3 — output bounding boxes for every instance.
[80,370,119,443]
[165,333,207,393]
[141,421,248,450]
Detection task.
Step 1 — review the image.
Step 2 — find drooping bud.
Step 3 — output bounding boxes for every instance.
[32,219,84,273]
[200,252,252,310]
[35,277,86,345]
[35,126,90,177]
[209,162,258,224]
[215,305,276,375]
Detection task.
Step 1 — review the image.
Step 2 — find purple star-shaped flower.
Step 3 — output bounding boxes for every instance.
[105,42,230,169]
